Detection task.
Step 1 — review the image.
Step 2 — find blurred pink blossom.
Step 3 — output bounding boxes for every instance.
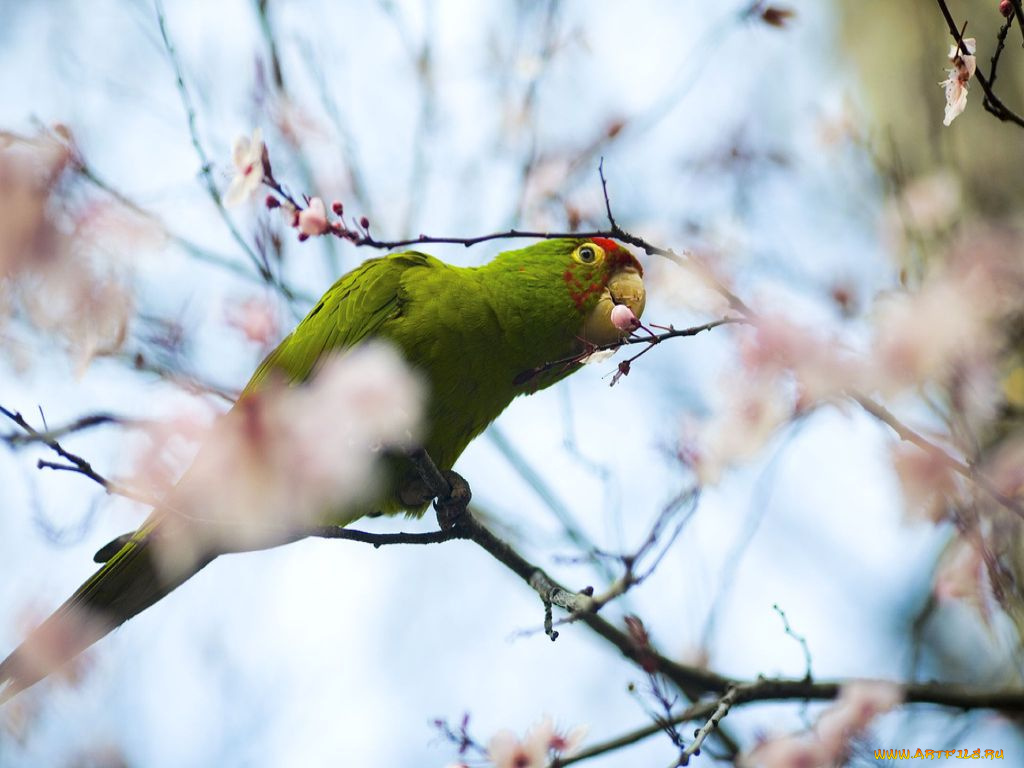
[0,130,70,277]
[225,296,279,347]
[743,682,901,767]
[0,129,138,370]
[870,277,989,395]
[815,681,903,756]
[486,715,587,768]
[890,443,957,523]
[880,171,961,256]
[225,128,266,206]
[691,374,793,485]
[741,734,826,768]
[739,313,862,404]
[134,342,423,572]
[297,197,329,237]
[487,728,548,768]
[933,537,987,606]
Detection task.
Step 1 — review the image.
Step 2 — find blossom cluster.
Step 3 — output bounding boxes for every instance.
[130,342,424,575]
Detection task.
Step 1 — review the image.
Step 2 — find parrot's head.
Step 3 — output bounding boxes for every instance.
[565,237,646,346]
[518,237,645,345]
[489,236,645,361]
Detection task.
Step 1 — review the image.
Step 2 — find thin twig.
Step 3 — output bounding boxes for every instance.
[988,15,1015,87]
[0,405,158,506]
[515,319,743,388]
[2,412,143,446]
[678,686,737,766]
[772,603,813,682]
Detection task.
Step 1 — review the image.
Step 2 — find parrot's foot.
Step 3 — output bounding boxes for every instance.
[434,470,472,529]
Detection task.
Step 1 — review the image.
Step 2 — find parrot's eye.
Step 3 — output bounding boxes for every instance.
[573,243,605,265]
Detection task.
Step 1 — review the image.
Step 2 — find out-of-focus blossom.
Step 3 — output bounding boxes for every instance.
[743,682,901,767]
[933,537,987,607]
[890,443,957,523]
[881,171,961,255]
[815,681,903,756]
[646,251,733,317]
[486,715,588,768]
[531,715,588,757]
[137,342,424,574]
[225,128,266,206]
[2,605,105,701]
[225,295,279,347]
[297,197,330,237]
[0,129,138,370]
[0,131,71,277]
[741,734,825,768]
[690,374,793,485]
[129,407,215,494]
[487,728,548,768]
[941,38,976,126]
[870,277,989,395]
[739,313,862,405]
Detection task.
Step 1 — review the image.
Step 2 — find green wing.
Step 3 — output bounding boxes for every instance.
[243,251,434,395]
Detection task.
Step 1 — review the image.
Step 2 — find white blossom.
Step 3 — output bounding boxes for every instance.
[225,128,266,206]
[940,38,976,126]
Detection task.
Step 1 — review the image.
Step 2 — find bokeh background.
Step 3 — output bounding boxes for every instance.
[1,0,1023,765]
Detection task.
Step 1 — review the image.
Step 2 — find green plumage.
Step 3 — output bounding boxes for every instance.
[0,238,644,699]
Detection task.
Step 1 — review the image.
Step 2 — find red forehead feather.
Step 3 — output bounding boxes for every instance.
[589,237,643,276]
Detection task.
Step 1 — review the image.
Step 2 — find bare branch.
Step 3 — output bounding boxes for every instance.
[0,405,158,506]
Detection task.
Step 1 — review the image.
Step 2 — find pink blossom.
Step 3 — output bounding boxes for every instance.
[485,716,588,768]
[870,278,989,395]
[225,296,279,347]
[890,444,957,523]
[742,735,826,768]
[739,313,862,403]
[691,374,793,485]
[487,729,547,768]
[138,342,424,574]
[530,715,588,757]
[815,681,903,757]
[297,197,329,237]
[225,129,266,206]
[743,683,901,767]
[933,537,986,605]
[940,38,976,126]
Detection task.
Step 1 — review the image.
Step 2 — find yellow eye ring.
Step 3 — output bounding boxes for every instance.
[573,242,605,265]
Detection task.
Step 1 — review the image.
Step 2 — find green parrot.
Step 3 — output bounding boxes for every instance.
[0,236,645,700]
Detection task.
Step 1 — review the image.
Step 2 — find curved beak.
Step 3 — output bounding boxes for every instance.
[582,266,646,346]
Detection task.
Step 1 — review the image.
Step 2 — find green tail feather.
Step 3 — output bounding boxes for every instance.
[0,532,210,702]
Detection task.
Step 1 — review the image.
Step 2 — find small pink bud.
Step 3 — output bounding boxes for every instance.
[1001,0,1013,17]
[331,201,344,215]
[265,195,280,209]
[610,303,640,332]
[359,216,370,229]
